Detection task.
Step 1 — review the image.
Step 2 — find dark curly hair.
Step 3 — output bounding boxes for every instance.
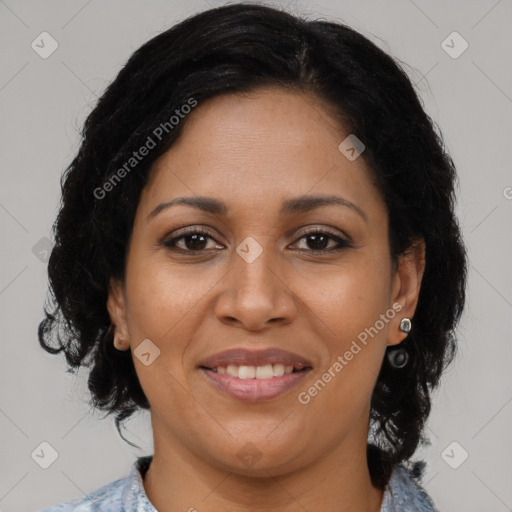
[39,2,467,489]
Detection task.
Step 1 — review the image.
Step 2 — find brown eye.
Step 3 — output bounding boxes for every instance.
[163,229,224,253]
[293,229,352,253]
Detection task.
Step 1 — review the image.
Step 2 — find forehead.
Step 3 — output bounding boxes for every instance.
[141,87,385,219]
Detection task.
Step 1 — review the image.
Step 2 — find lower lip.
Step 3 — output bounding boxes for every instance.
[200,367,312,402]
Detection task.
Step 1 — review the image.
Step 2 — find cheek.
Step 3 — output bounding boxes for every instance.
[124,257,212,340]
[123,260,208,404]
[305,252,392,338]
[301,253,391,394]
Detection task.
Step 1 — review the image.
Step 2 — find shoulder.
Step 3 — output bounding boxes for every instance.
[381,464,440,512]
[36,473,129,512]
[36,456,154,512]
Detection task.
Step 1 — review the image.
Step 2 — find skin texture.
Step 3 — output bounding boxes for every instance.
[107,87,425,512]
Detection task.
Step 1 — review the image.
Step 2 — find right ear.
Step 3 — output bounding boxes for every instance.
[106,277,130,345]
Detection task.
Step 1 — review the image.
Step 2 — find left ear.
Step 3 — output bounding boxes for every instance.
[387,237,426,346]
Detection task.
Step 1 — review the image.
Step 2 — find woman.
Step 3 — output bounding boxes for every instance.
[38,3,467,511]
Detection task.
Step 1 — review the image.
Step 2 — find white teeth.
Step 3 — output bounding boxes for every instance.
[239,366,255,379]
[212,363,301,379]
[272,364,285,377]
[226,364,239,377]
[256,364,274,379]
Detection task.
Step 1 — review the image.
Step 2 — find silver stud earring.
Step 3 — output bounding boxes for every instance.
[399,317,411,333]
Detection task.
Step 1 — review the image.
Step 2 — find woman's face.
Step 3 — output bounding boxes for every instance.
[108,87,423,477]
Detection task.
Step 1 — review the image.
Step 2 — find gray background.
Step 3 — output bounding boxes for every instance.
[1,1,511,511]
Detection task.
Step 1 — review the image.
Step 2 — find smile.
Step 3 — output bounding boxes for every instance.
[200,365,312,402]
[206,363,303,379]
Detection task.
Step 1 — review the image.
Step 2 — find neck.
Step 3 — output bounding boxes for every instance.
[143,413,385,512]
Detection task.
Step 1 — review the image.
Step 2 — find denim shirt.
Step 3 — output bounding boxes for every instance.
[38,456,439,511]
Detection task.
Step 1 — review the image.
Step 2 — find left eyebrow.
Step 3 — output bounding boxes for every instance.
[146,193,367,223]
[279,194,367,223]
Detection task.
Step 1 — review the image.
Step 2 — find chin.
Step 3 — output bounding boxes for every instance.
[204,435,310,477]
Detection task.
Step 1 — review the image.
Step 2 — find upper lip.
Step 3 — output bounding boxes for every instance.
[199,348,313,370]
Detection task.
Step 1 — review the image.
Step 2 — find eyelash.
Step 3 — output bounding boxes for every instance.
[162,226,352,255]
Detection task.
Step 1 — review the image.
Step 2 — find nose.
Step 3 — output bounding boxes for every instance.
[214,240,299,332]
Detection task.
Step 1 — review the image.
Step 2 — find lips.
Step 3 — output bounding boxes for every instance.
[198,347,313,371]
[198,348,313,402]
